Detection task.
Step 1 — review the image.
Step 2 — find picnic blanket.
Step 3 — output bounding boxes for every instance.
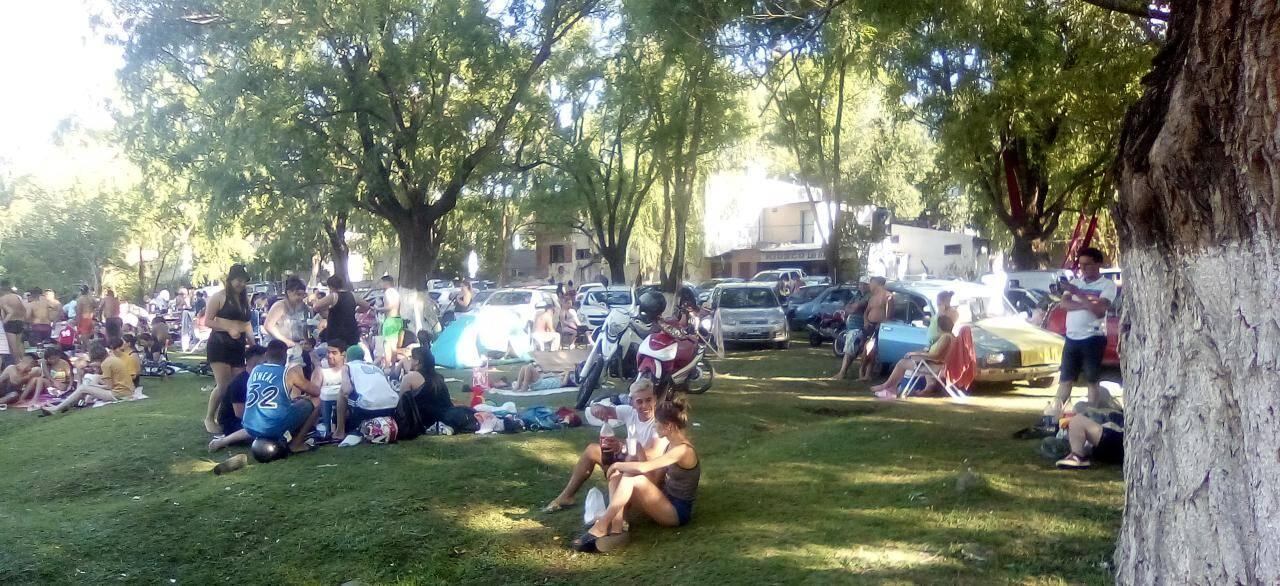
[488,386,578,397]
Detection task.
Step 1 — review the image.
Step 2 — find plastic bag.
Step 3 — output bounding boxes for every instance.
[583,487,606,527]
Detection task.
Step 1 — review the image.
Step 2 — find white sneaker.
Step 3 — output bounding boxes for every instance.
[338,435,363,448]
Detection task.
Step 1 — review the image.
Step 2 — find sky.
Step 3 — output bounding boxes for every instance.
[0,0,122,181]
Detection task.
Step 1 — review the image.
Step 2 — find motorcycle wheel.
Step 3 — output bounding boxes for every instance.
[808,332,822,347]
[832,332,847,358]
[574,358,606,410]
[685,357,714,395]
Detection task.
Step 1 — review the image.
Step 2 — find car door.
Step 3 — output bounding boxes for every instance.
[876,292,930,365]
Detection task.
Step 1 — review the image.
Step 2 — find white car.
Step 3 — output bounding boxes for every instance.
[711,283,790,349]
[579,286,636,329]
[475,288,561,330]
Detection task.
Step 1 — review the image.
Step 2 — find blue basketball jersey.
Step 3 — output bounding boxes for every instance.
[242,363,289,435]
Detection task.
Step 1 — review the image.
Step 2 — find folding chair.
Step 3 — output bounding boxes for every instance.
[900,326,976,401]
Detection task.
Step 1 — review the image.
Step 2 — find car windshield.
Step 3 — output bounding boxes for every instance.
[487,291,531,306]
[588,290,633,306]
[719,288,779,308]
[750,272,782,282]
[791,287,824,303]
[953,293,1017,323]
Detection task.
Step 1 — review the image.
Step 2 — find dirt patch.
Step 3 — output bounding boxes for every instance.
[800,405,878,418]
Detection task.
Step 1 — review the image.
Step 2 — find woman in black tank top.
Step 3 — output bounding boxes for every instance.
[313,275,369,348]
[203,264,254,434]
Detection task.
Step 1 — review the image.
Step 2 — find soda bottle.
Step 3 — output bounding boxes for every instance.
[599,419,617,467]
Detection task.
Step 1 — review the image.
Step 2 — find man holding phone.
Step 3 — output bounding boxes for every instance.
[1052,247,1117,417]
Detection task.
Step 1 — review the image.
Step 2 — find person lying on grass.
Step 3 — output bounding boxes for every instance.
[40,340,133,415]
[0,353,38,405]
[513,363,575,392]
[869,314,955,399]
[574,398,701,553]
[241,340,321,455]
[1055,411,1124,470]
[544,378,666,513]
[207,345,268,452]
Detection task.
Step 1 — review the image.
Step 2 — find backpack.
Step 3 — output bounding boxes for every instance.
[442,406,479,434]
[520,406,563,431]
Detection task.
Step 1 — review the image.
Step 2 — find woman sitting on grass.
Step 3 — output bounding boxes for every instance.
[22,349,74,399]
[870,314,956,400]
[40,341,132,416]
[574,398,700,553]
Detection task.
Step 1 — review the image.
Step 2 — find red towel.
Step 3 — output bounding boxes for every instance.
[942,326,976,391]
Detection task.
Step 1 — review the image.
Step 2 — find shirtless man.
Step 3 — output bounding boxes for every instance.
[26,289,58,346]
[531,302,559,351]
[76,286,98,348]
[0,280,27,366]
[858,277,894,381]
[101,288,122,337]
[378,276,402,368]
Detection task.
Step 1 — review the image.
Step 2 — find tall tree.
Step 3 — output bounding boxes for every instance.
[1107,1,1280,583]
[112,0,599,288]
[868,0,1153,269]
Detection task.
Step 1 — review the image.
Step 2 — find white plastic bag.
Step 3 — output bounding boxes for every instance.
[583,487,606,527]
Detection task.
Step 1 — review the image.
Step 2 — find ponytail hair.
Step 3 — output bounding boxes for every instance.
[655,397,690,430]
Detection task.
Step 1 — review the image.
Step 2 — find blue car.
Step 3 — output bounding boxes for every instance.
[875,280,1064,385]
[789,284,861,330]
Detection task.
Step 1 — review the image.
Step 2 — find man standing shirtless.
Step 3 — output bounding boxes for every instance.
[0,280,27,366]
[26,289,58,345]
[102,288,122,337]
[76,286,98,348]
[858,277,894,381]
[378,275,402,368]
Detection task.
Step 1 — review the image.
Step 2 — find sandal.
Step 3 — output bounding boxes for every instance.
[571,532,601,553]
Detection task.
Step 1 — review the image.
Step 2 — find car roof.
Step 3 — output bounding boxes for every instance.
[888,279,998,300]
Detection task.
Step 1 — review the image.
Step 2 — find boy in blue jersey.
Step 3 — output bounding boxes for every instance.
[242,340,321,454]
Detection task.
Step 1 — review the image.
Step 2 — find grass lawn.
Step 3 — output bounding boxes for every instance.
[0,343,1122,585]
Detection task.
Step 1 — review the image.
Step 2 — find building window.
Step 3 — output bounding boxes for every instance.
[943,244,962,256]
[549,245,567,264]
[575,248,591,260]
[800,210,813,243]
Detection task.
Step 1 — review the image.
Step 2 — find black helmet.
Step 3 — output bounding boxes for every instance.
[677,286,698,311]
[638,290,667,319]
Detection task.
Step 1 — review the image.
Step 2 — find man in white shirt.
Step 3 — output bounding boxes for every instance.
[1053,247,1118,416]
[543,378,667,513]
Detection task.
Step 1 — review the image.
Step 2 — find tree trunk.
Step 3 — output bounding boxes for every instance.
[601,244,627,285]
[325,210,351,285]
[1113,2,1280,584]
[1009,233,1046,271]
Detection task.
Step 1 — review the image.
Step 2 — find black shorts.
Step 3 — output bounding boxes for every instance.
[1060,336,1106,384]
[3,320,24,335]
[207,331,247,367]
[1092,427,1124,464]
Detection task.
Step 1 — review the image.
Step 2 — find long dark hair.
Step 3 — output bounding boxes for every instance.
[223,264,250,314]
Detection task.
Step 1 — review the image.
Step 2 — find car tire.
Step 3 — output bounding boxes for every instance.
[1029,376,1057,388]
[808,332,822,347]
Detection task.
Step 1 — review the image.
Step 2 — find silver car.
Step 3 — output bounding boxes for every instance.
[711,284,790,349]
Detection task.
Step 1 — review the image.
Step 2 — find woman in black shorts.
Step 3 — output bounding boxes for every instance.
[202,264,254,434]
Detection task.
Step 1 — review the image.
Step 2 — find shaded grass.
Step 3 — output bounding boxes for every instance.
[0,344,1121,585]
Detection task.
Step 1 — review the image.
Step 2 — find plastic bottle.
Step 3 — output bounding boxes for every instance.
[599,419,618,467]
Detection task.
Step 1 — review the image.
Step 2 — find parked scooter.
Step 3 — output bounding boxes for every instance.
[806,310,848,357]
[634,290,714,399]
[574,306,653,410]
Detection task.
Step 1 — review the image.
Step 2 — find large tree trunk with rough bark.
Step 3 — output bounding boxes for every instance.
[1113,2,1280,583]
